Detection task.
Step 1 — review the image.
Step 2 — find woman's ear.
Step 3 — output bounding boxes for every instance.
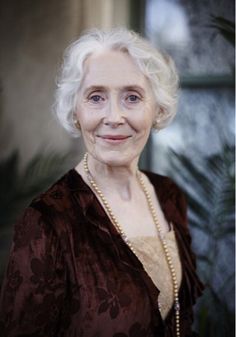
[152,106,162,130]
[73,113,81,130]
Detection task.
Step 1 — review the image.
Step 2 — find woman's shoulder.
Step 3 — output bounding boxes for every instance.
[29,168,84,213]
[14,169,83,230]
[12,169,85,249]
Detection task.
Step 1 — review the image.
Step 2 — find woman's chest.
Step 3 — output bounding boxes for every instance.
[104,198,170,238]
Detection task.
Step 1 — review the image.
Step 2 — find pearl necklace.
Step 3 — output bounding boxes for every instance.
[83,153,180,336]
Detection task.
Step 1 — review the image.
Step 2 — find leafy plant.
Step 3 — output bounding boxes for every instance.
[165,15,235,337]
[168,139,235,337]
[210,15,235,46]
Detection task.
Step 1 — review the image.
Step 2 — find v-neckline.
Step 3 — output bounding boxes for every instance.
[70,168,185,323]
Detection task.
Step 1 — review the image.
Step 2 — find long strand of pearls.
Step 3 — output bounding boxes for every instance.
[83,153,180,337]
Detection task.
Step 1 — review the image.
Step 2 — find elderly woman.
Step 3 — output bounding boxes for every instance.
[0,28,204,337]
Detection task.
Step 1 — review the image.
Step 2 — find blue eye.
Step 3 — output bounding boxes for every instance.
[127,95,140,102]
[89,95,103,103]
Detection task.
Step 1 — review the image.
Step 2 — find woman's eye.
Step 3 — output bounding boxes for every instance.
[127,94,140,103]
[89,95,104,103]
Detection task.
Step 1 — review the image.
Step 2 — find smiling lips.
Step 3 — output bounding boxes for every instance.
[97,134,131,144]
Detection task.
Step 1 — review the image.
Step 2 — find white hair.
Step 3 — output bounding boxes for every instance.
[54,27,179,137]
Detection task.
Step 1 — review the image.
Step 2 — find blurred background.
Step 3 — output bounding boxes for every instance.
[0,0,234,336]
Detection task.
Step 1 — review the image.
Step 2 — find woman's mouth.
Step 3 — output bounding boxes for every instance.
[97,135,131,144]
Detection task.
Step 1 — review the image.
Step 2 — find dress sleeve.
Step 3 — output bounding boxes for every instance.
[172,184,205,337]
[0,207,66,337]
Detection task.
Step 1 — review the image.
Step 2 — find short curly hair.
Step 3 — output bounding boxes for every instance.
[54,27,179,137]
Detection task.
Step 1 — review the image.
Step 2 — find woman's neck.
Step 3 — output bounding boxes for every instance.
[76,153,141,201]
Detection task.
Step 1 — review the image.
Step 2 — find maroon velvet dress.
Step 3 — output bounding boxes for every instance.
[0,170,204,337]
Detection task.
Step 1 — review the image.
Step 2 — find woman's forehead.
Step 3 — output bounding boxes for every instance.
[80,50,149,92]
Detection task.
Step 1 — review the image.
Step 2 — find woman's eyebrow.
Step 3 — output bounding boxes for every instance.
[122,85,145,94]
[83,85,145,95]
[83,85,106,95]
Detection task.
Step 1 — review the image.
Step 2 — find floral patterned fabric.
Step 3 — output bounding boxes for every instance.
[0,169,204,337]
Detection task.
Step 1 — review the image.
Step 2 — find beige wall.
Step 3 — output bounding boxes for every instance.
[0,0,130,165]
[82,0,130,29]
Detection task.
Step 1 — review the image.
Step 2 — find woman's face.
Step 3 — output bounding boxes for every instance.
[75,50,157,167]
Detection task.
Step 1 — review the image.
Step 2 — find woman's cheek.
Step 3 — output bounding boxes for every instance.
[130,113,153,131]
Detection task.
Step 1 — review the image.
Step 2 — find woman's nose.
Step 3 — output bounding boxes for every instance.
[104,98,125,126]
